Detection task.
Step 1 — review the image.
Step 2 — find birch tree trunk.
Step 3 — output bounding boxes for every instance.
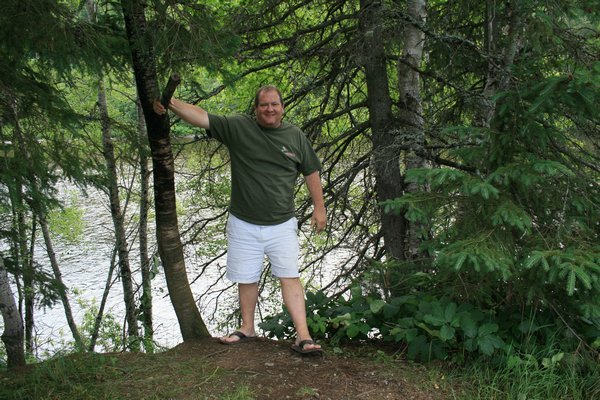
[397,0,427,259]
[8,179,34,354]
[0,257,25,369]
[120,0,209,340]
[359,0,407,263]
[98,78,140,350]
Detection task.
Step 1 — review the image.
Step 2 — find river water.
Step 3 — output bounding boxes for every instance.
[14,179,237,357]
[6,176,348,358]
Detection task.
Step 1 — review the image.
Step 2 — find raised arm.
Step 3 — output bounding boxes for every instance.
[304,171,326,232]
[153,98,210,130]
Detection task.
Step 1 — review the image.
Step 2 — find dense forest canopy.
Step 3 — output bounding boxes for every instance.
[1,0,598,382]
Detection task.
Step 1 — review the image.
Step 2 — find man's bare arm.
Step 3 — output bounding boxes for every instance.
[153,98,210,130]
[304,171,326,232]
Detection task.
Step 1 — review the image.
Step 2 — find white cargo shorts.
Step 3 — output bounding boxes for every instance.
[226,213,300,283]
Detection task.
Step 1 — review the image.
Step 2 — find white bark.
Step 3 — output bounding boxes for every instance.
[0,257,26,368]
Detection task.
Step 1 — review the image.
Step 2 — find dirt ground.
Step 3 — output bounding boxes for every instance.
[157,338,453,400]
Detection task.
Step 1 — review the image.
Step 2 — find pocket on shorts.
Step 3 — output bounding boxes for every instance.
[226,214,252,240]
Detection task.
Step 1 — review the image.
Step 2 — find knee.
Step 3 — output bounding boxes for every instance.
[279,277,301,286]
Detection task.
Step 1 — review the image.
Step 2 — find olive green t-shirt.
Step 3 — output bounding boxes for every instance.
[207,113,321,225]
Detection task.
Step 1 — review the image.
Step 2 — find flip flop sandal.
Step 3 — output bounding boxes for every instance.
[291,339,324,355]
[218,331,256,345]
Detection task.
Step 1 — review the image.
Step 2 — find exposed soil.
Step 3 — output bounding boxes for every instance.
[135,338,453,399]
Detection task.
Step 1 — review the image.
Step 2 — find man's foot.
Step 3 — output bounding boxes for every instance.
[218,330,256,345]
[291,339,324,355]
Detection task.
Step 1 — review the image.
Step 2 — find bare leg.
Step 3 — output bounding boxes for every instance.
[280,277,321,351]
[220,282,258,343]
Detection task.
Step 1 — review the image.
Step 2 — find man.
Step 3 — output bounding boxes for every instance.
[153,85,326,354]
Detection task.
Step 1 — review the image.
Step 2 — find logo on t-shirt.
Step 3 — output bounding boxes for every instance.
[281,145,297,159]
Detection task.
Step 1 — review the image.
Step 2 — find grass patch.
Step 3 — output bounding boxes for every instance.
[1,353,121,400]
[452,352,600,400]
[2,339,596,400]
[218,385,256,400]
[0,351,250,400]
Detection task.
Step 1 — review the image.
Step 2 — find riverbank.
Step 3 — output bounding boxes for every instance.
[1,338,457,399]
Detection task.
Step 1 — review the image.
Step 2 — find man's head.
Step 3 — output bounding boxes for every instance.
[254,85,284,128]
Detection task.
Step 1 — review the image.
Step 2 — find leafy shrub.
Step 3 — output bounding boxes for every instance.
[261,279,599,364]
[261,287,508,362]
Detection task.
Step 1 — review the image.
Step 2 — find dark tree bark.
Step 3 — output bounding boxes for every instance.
[137,97,154,352]
[0,257,26,369]
[120,0,209,340]
[359,0,407,261]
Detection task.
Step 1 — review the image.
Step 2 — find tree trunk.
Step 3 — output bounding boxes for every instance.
[137,97,154,352]
[397,0,427,259]
[6,101,34,354]
[9,100,84,350]
[88,247,117,351]
[359,0,407,262]
[0,257,26,369]
[120,0,209,340]
[98,78,140,350]
[475,0,522,128]
[8,180,34,354]
[37,214,85,349]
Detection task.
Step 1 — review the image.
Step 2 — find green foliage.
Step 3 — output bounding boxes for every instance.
[1,254,63,310]
[47,199,85,244]
[261,287,508,362]
[76,296,125,353]
[0,353,120,400]
[456,347,600,400]
[379,60,600,362]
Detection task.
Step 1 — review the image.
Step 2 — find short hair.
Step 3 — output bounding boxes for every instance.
[253,85,284,108]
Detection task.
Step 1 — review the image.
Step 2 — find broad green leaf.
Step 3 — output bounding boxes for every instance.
[346,324,360,338]
[369,299,386,314]
[478,323,499,337]
[444,302,457,322]
[423,314,446,327]
[440,325,455,341]
[404,328,419,343]
[396,317,415,329]
[460,315,478,338]
[477,335,502,356]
